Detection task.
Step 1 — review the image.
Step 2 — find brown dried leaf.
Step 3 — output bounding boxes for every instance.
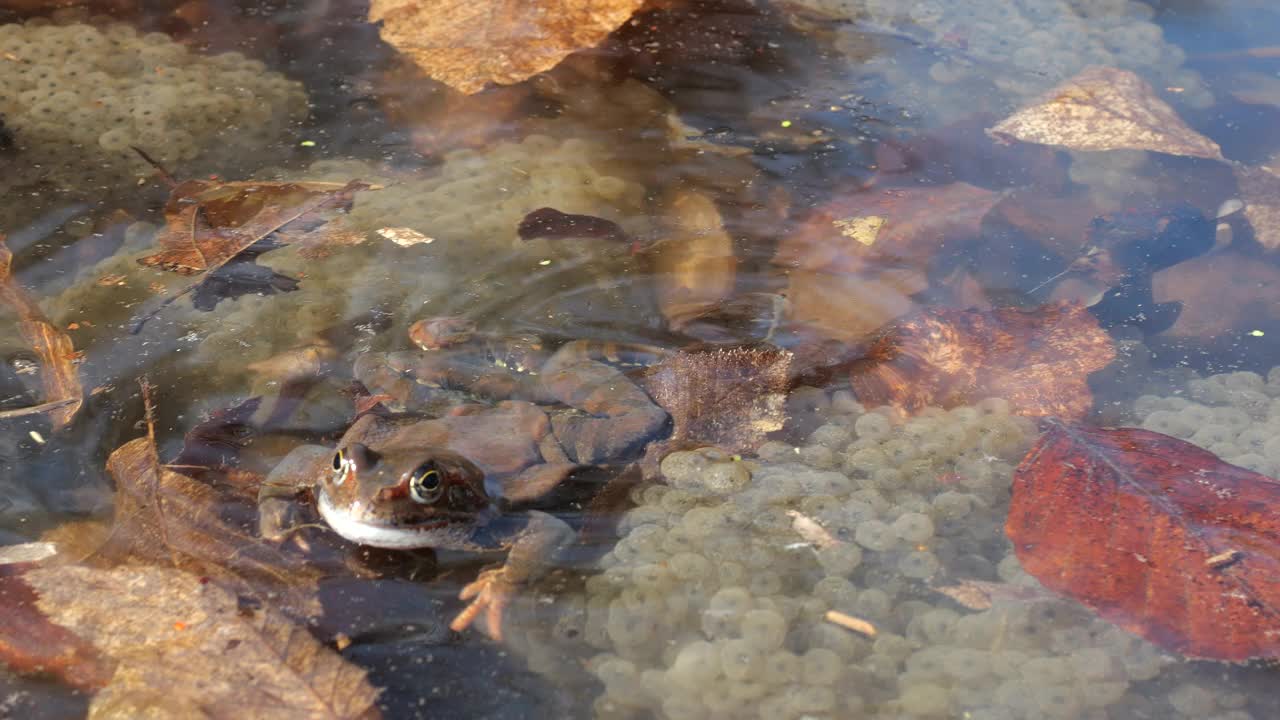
[369,0,646,94]
[98,436,322,618]
[639,343,791,453]
[1233,165,1280,250]
[0,236,83,429]
[139,180,369,276]
[22,564,381,718]
[848,302,1116,420]
[988,66,1224,160]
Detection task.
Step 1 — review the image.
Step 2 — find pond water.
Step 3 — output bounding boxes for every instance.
[2,0,1280,718]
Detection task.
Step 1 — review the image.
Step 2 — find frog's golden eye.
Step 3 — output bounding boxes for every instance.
[409,463,443,504]
[332,449,346,472]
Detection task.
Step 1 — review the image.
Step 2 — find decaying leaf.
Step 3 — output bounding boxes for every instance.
[1232,165,1280,250]
[653,189,738,329]
[368,0,646,94]
[1008,421,1280,661]
[775,183,1004,273]
[847,302,1116,420]
[139,180,369,276]
[0,236,83,429]
[639,343,791,453]
[98,435,322,617]
[0,565,115,691]
[16,564,381,718]
[931,579,1054,611]
[988,66,1224,160]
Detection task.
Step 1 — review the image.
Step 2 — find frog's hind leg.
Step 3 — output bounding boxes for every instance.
[540,341,670,464]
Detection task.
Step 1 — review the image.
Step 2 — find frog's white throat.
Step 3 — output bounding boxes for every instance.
[316,489,480,550]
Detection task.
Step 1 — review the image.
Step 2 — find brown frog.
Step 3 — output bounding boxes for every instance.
[261,401,586,640]
[353,317,672,465]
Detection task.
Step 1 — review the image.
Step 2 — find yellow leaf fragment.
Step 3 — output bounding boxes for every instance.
[988,66,1223,160]
[833,215,886,247]
[369,0,647,94]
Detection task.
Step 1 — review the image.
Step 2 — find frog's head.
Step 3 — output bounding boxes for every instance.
[316,442,493,550]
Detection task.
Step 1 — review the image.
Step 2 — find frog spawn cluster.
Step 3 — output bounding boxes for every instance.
[0,19,305,200]
[580,391,1253,720]
[1138,368,1280,478]
[812,0,1210,121]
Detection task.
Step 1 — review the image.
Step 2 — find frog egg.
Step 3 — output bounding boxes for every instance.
[931,491,974,520]
[623,524,666,557]
[668,641,723,688]
[899,682,951,717]
[843,446,888,476]
[854,588,893,622]
[1228,453,1272,474]
[1069,647,1118,682]
[816,543,863,576]
[797,444,837,469]
[798,647,842,686]
[881,438,920,465]
[739,609,787,651]
[1019,656,1074,687]
[727,678,769,703]
[1168,683,1218,716]
[719,638,767,681]
[784,685,838,714]
[912,608,959,644]
[891,512,935,543]
[761,650,800,686]
[813,575,859,609]
[830,390,864,416]
[899,550,941,580]
[631,563,674,592]
[660,692,707,720]
[748,571,783,597]
[1189,424,1234,448]
[808,423,853,448]
[942,647,991,683]
[854,519,897,551]
[1213,406,1252,432]
[854,412,892,440]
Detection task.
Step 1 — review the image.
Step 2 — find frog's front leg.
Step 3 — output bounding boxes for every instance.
[540,342,670,464]
[258,444,330,541]
[450,510,574,641]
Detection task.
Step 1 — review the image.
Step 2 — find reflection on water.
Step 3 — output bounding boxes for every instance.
[2,0,1280,717]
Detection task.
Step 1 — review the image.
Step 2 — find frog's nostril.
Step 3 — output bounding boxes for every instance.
[347,442,379,471]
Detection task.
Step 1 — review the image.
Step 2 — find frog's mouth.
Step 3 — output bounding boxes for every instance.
[316,489,477,550]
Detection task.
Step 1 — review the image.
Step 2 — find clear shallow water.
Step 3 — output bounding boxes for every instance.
[2,0,1280,718]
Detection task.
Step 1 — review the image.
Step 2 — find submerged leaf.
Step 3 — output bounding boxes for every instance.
[0,566,114,692]
[639,343,791,453]
[847,302,1115,420]
[1008,422,1280,661]
[369,0,646,94]
[99,436,322,618]
[653,189,737,330]
[1232,165,1280,251]
[22,564,381,718]
[988,66,1223,160]
[0,236,83,429]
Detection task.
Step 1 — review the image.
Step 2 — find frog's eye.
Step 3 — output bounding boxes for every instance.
[409,462,443,504]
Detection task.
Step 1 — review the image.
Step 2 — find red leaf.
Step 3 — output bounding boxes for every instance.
[1007,421,1280,661]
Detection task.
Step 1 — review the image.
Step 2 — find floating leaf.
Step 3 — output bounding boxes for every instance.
[0,235,83,429]
[988,66,1224,160]
[847,302,1115,420]
[10,564,381,718]
[368,0,646,94]
[1008,422,1280,661]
